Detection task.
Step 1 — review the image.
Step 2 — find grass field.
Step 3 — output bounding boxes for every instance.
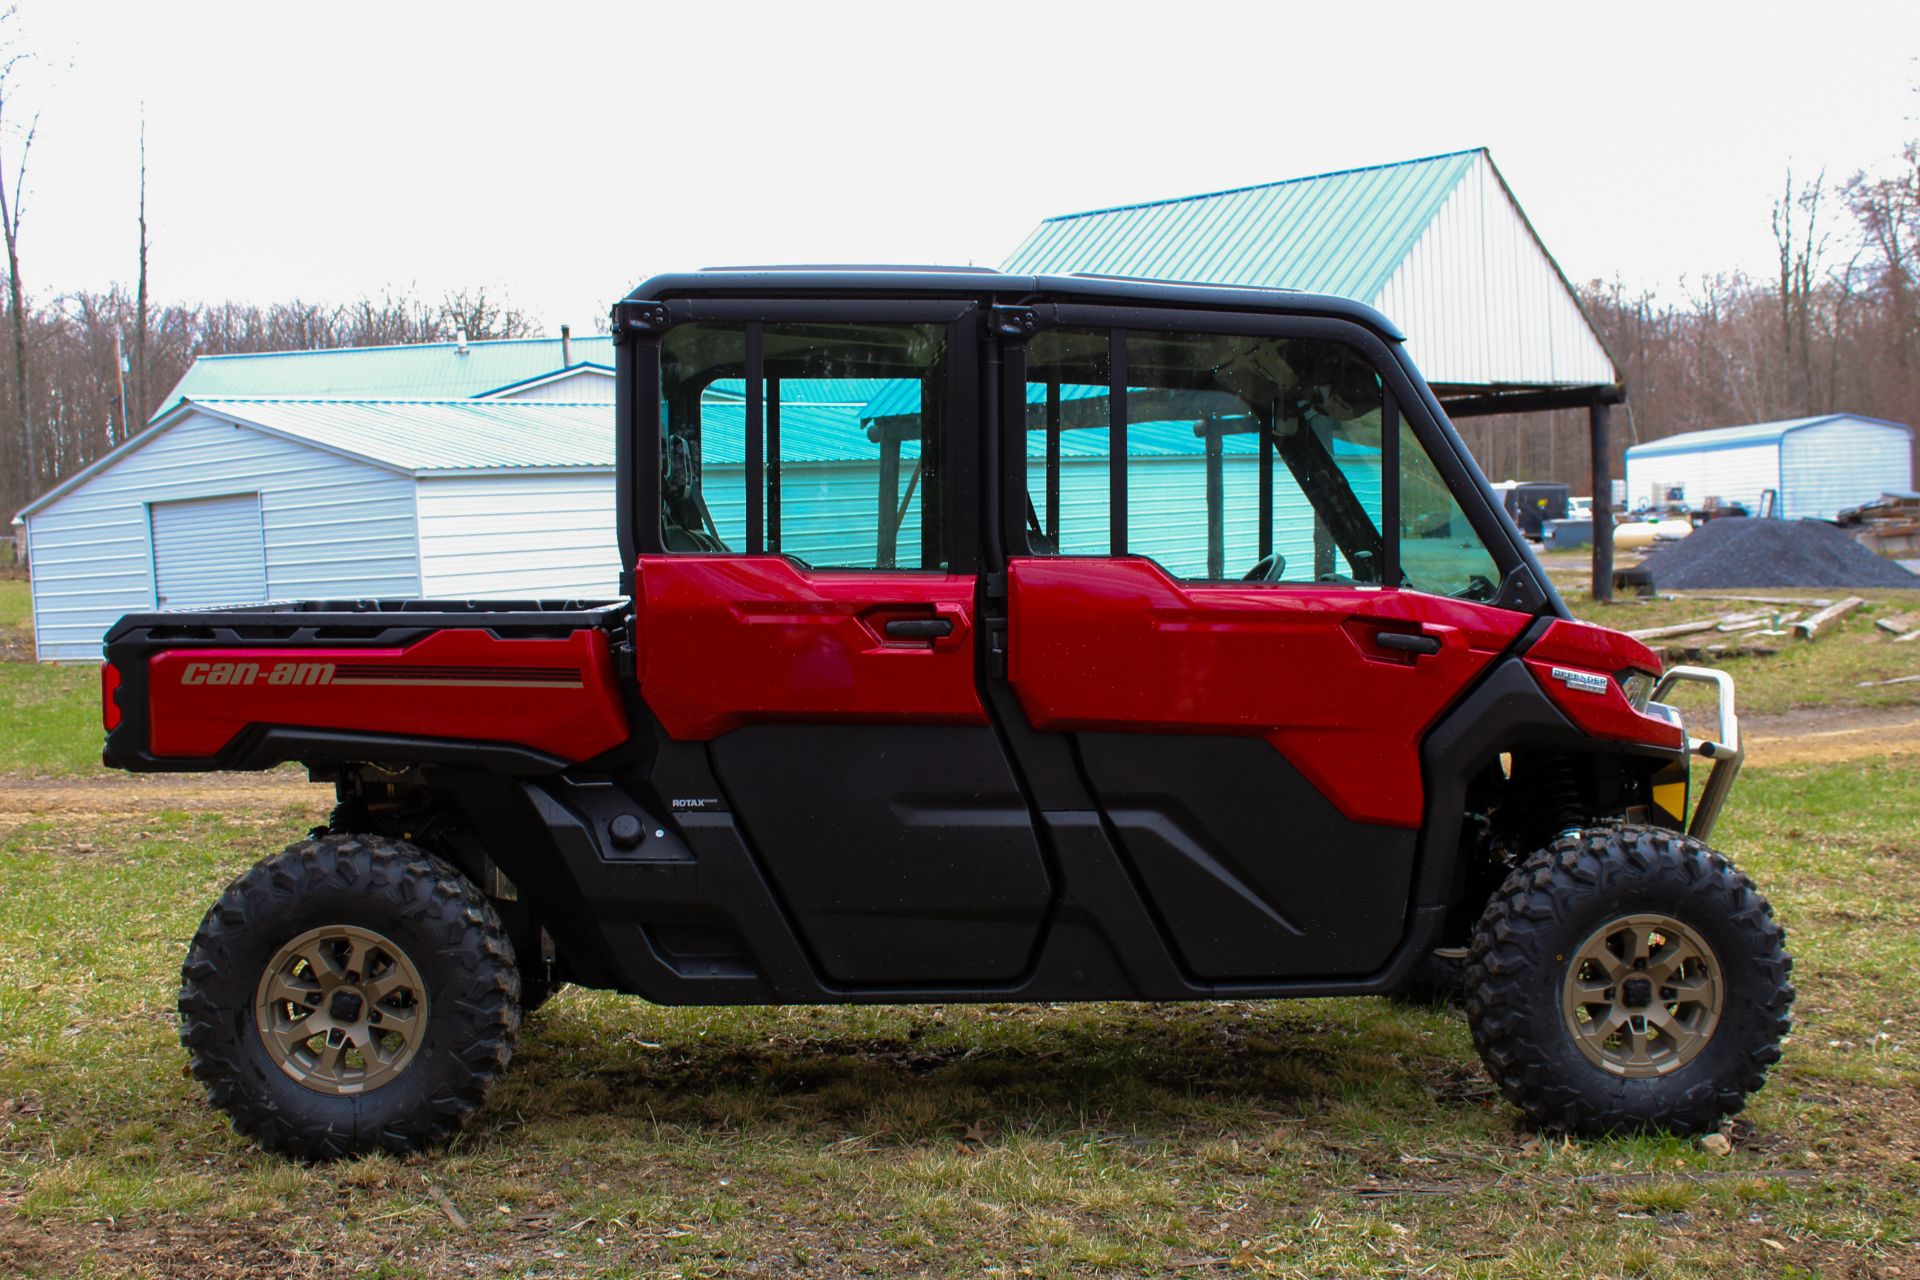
[3,583,1920,1276]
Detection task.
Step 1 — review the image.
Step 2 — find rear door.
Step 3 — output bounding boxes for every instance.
[996,313,1532,980]
[630,305,1053,986]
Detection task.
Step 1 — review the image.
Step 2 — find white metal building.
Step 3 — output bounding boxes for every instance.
[18,399,619,662]
[1002,147,1616,393]
[1623,415,1915,519]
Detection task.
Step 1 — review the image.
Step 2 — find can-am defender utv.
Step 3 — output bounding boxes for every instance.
[98,269,1792,1158]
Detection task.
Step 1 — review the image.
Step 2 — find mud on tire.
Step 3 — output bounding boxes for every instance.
[178,833,520,1159]
[1464,824,1793,1135]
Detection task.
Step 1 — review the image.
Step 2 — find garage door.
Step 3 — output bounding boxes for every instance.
[149,494,268,609]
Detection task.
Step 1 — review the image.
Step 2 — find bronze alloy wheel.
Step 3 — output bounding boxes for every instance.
[255,924,429,1095]
[1562,913,1723,1078]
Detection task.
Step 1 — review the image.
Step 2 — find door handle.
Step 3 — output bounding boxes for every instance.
[884,617,954,640]
[1375,630,1442,656]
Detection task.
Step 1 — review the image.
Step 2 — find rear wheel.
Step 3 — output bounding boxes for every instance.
[1464,825,1792,1134]
[178,833,520,1159]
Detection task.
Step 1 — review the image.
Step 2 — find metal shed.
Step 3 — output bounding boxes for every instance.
[1623,415,1915,520]
[1003,147,1632,594]
[17,399,617,662]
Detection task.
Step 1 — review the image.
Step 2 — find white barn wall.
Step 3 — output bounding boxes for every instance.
[25,412,419,662]
[1779,419,1913,519]
[415,471,621,598]
[1374,153,1615,389]
[491,370,615,402]
[1623,442,1779,513]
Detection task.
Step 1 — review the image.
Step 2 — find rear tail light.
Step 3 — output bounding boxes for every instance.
[100,662,122,732]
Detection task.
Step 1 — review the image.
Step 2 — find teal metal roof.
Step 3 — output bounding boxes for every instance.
[1001,149,1481,300]
[1626,414,1913,459]
[156,335,618,414]
[190,398,615,471]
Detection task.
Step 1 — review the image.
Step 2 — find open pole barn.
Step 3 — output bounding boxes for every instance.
[1002,147,1627,595]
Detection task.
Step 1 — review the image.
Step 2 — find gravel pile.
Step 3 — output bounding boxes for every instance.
[1638,517,1920,589]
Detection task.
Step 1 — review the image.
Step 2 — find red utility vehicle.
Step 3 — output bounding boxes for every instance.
[101,270,1791,1158]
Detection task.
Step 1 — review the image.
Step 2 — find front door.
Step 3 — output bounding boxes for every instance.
[632,308,1052,986]
[998,318,1531,980]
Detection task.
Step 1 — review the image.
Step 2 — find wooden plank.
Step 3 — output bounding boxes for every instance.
[1683,594,1834,608]
[1626,618,1722,641]
[1791,596,1867,641]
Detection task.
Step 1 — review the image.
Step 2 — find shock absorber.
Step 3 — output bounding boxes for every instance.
[1545,757,1587,837]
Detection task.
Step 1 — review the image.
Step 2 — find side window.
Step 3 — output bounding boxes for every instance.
[1021,326,1502,601]
[1398,418,1501,599]
[660,322,949,570]
[1023,330,1112,556]
[1024,328,1389,585]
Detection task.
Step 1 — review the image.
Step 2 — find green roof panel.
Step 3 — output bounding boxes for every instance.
[1001,150,1480,302]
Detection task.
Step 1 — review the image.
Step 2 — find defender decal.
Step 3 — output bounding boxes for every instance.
[1548,666,1610,696]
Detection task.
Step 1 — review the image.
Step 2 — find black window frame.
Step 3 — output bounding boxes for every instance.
[622,299,981,575]
[997,305,1528,598]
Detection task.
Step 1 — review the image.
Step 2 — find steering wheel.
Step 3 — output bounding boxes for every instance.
[1242,552,1287,582]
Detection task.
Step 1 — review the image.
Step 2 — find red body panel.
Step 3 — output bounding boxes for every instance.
[145,628,629,761]
[634,556,986,740]
[1523,619,1685,749]
[1005,557,1530,828]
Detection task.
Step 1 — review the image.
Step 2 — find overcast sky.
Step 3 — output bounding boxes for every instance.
[9,1,1919,336]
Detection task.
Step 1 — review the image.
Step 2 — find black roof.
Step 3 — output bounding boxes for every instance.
[621,267,1406,341]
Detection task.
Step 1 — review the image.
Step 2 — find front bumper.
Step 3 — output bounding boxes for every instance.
[1648,665,1743,843]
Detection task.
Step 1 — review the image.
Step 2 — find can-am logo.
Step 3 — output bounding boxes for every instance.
[180,661,336,687]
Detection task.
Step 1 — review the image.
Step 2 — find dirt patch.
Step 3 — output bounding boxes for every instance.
[1743,702,1920,766]
[0,772,323,824]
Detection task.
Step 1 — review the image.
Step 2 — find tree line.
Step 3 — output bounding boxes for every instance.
[1452,141,1920,500]
[0,8,537,520]
[0,284,536,516]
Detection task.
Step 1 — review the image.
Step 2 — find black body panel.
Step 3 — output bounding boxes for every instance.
[1075,734,1416,979]
[707,724,1052,984]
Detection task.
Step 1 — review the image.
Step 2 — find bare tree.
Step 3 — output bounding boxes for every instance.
[134,107,148,432]
[1772,167,1832,415]
[439,287,535,342]
[0,5,37,508]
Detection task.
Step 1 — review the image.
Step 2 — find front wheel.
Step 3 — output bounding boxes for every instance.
[1464,825,1793,1135]
[178,834,520,1159]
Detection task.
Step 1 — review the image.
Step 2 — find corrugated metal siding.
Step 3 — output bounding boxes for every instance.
[149,494,267,608]
[25,411,419,662]
[703,463,928,569]
[1779,419,1915,519]
[159,335,616,411]
[1003,151,1477,302]
[416,472,620,597]
[1623,441,1780,512]
[1027,456,1381,579]
[1374,153,1616,388]
[194,399,612,472]
[490,368,616,402]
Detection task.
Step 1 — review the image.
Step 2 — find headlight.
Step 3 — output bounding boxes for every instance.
[1618,669,1656,712]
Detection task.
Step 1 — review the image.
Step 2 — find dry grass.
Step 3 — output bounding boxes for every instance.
[1,756,1917,1278]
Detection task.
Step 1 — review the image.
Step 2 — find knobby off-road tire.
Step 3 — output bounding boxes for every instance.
[178,833,520,1159]
[1465,824,1793,1135]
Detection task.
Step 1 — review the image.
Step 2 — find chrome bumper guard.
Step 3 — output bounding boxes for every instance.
[1650,665,1743,843]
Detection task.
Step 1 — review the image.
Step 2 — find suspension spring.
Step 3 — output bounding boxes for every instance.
[1546,757,1586,836]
